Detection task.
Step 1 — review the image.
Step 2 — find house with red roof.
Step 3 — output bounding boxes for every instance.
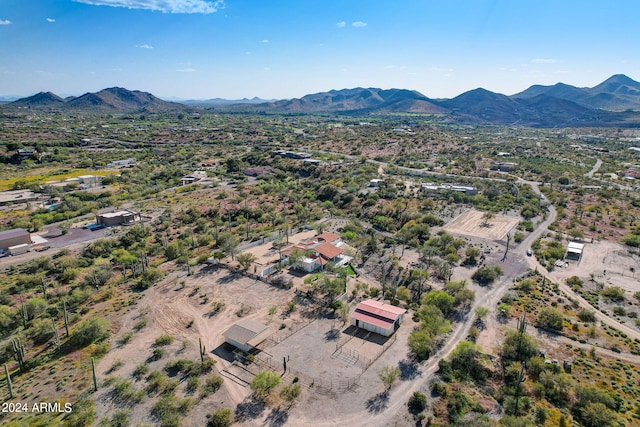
[350,299,406,337]
[280,232,350,272]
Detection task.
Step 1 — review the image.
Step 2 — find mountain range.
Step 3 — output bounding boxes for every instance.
[6,87,191,113]
[3,75,640,127]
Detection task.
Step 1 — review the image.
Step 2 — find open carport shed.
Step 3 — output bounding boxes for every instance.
[222,319,271,352]
[565,241,585,263]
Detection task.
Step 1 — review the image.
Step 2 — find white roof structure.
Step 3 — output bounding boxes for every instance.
[567,242,585,254]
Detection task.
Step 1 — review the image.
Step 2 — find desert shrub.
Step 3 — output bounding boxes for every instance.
[613,306,626,316]
[577,309,596,323]
[132,362,149,380]
[154,334,173,346]
[117,331,134,346]
[189,358,216,376]
[471,265,503,285]
[164,359,195,376]
[566,276,583,287]
[152,394,194,427]
[27,317,55,344]
[201,375,224,397]
[108,409,131,427]
[206,408,233,427]
[186,376,199,393]
[64,394,95,427]
[111,378,144,404]
[408,391,427,414]
[146,370,171,394]
[137,267,164,289]
[536,308,564,331]
[133,317,148,331]
[69,316,109,348]
[447,390,470,423]
[150,348,164,361]
[601,286,625,302]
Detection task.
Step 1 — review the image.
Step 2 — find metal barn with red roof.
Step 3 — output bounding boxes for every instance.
[350,299,406,337]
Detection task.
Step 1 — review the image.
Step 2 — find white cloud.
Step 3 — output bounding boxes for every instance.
[261,39,269,43]
[46,18,56,23]
[0,19,11,25]
[352,21,367,27]
[336,21,346,28]
[531,58,558,64]
[177,67,196,72]
[136,44,153,49]
[73,0,224,14]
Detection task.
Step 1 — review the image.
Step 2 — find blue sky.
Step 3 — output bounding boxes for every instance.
[1,0,639,100]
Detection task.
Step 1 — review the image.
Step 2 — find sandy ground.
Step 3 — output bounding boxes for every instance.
[444,209,519,240]
[242,230,317,266]
[549,239,640,294]
[94,267,299,425]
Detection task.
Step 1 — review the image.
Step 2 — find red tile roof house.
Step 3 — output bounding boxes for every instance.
[350,299,407,337]
[280,232,351,272]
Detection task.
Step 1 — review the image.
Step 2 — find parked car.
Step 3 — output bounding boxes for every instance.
[526,249,532,256]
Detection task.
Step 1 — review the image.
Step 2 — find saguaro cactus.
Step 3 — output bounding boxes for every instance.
[63,300,70,337]
[91,357,98,392]
[4,364,13,398]
[11,338,25,371]
[198,338,205,362]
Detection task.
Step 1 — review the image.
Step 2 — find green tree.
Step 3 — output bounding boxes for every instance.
[217,232,239,260]
[422,290,455,317]
[408,268,430,300]
[250,371,282,399]
[236,252,257,271]
[286,248,304,269]
[408,329,434,360]
[280,383,301,408]
[377,365,400,391]
[395,286,412,302]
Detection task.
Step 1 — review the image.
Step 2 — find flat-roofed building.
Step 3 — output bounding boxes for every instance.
[96,210,140,227]
[0,228,32,251]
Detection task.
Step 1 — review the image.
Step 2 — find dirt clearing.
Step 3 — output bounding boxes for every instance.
[444,209,519,240]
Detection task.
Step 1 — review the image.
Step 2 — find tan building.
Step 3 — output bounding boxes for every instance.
[0,228,32,251]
